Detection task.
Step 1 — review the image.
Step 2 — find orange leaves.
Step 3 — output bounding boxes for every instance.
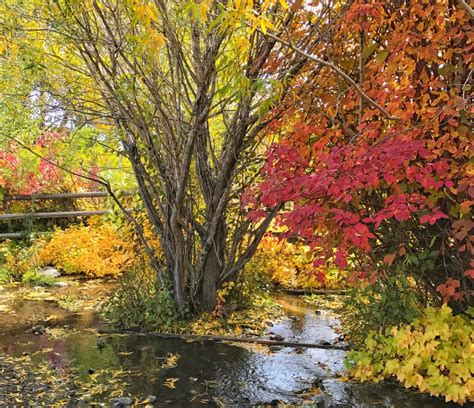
[436,278,464,303]
[253,0,473,310]
[464,268,474,280]
[452,219,473,241]
[383,253,396,266]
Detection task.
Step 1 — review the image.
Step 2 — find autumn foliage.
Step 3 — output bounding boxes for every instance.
[249,0,473,311]
[9,219,134,277]
[248,235,347,290]
[0,131,67,195]
[347,305,474,404]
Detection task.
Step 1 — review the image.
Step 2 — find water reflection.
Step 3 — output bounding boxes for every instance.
[0,289,459,407]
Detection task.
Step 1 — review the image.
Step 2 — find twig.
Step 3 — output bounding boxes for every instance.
[261,31,400,121]
[458,0,474,18]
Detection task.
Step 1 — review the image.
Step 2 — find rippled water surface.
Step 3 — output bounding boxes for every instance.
[0,283,459,407]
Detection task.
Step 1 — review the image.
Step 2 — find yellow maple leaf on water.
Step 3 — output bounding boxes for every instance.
[164,377,178,389]
[162,352,180,369]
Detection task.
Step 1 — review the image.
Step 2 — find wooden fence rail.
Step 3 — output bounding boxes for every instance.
[0,209,111,221]
[3,191,135,202]
[0,190,136,240]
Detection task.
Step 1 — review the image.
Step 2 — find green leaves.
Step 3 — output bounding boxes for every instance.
[375,50,388,64]
[347,304,474,404]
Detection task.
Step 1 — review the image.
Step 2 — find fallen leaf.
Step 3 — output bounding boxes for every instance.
[164,377,178,389]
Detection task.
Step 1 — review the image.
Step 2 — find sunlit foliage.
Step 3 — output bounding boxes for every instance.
[347,305,474,405]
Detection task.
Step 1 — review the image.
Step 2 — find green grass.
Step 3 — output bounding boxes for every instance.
[22,270,57,287]
[0,267,13,284]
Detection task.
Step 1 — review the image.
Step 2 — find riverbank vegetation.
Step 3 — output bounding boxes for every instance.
[0,0,472,405]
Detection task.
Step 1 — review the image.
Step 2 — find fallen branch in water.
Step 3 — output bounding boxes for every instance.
[97,329,348,350]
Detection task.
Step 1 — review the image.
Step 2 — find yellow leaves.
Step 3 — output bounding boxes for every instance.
[216,0,282,35]
[186,294,283,337]
[250,236,347,290]
[198,1,210,22]
[162,353,180,369]
[384,359,399,373]
[164,377,178,389]
[143,30,166,54]
[235,35,251,55]
[0,304,10,312]
[127,0,166,58]
[34,221,134,277]
[23,290,57,302]
[133,1,158,28]
[258,18,275,35]
[347,305,474,404]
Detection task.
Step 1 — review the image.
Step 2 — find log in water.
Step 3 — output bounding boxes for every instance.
[97,329,348,350]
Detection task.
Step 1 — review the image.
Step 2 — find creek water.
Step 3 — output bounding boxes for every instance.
[0,283,459,407]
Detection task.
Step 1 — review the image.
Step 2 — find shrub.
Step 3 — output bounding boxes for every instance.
[346,305,474,405]
[249,236,347,290]
[0,240,38,279]
[100,264,177,331]
[342,273,422,346]
[0,267,12,284]
[223,263,274,312]
[34,219,134,277]
[22,270,57,287]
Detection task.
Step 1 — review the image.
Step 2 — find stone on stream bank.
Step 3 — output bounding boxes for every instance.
[110,396,134,407]
[37,266,61,278]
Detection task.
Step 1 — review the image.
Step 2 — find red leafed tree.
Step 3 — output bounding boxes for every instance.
[250,0,473,311]
[0,131,66,195]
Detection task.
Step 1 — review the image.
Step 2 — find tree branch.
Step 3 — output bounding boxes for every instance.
[261,31,400,121]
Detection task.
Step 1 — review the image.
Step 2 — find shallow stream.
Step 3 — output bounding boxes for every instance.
[0,282,459,407]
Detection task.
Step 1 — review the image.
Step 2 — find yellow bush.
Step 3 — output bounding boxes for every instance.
[0,240,44,277]
[35,219,135,277]
[347,305,474,405]
[250,236,346,290]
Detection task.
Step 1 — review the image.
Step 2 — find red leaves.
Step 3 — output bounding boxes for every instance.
[419,210,448,225]
[346,223,375,251]
[436,278,464,303]
[334,249,348,269]
[0,130,93,195]
[247,0,473,302]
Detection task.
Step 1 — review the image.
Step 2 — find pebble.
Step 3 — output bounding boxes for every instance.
[145,395,157,403]
[110,397,133,407]
[269,334,285,341]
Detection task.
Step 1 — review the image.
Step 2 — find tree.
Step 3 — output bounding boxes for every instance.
[1,0,331,314]
[253,0,473,311]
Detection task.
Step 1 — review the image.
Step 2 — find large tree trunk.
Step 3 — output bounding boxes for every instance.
[198,223,227,312]
[29,0,312,318]
[199,245,222,312]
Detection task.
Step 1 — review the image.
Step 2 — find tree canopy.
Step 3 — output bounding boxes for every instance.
[0,0,472,315]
